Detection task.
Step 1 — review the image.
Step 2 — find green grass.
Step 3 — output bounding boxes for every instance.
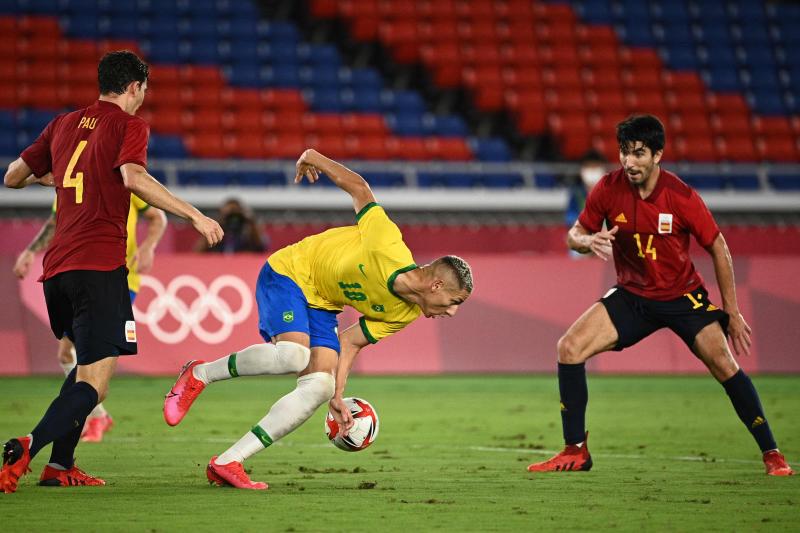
[0,375,798,532]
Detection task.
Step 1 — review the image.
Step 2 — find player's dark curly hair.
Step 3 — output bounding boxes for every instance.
[98,51,149,95]
[616,114,665,154]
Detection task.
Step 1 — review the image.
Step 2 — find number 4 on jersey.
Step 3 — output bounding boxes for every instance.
[63,140,88,204]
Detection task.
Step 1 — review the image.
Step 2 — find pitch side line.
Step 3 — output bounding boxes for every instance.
[105,437,763,464]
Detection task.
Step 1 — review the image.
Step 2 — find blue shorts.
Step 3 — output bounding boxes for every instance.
[256,263,341,352]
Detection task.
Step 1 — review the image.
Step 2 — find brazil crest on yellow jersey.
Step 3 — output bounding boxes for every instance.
[267,203,421,343]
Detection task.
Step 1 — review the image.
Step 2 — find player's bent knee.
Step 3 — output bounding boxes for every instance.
[297,372,335,407]
[557,334,583,364]
[276,341,311,373]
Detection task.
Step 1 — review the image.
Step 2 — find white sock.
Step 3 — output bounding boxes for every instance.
[47,462,68,470]
[215,372,335,465]
[59,359,76,376]
[89,403,107,418]
[192,342,310,385]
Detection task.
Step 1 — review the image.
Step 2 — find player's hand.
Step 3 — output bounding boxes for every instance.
[589,225,618,261]
[36,173,55,187]
[727,311,752,357]
[192,215,224,247]
[329,396,354,437]
[133,246,155,274]
[294,149,320,184]
[12,249,34,279]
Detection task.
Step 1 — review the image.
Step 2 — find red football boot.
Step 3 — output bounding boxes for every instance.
[527,432,593,472]
[763,450,794,476]
[1,437,32,493]
[81,414,114,443]
[206,456,268,490]
[39,464,106,486]
[164,360,206,426]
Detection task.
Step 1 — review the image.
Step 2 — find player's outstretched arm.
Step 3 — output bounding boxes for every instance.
[120,163,223,247]
[567,221,618,261]
[132,206,167,274]
[4,158,54,188]
[294,149,376,214]
[12,213,57,279]
[329,323,372,435]
[707,233,752,356]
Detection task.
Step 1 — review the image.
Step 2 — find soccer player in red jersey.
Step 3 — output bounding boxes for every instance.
[528,115,793,476]
[1,51,223,492]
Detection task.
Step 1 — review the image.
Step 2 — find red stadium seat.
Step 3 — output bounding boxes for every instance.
[302,113,343,135]
[305,134,348,160]
[264,110,304,135]
[264,134,306,159]
[712,112,753,136]
[181,109,223,133]
[386,137,428,160]
[757,137,799,162]
[262,89,306,112]
[424,138,473,161]
[226,134,266,159]
[221,111,265,134]
[341,113,388,136]
[185,133,227,158]
[675,135,718,162]
[347,136,389,160]
[717,135,758,162]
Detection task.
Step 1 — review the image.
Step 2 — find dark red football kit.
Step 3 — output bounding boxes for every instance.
[21,100,149,281]
[578,168,720,301]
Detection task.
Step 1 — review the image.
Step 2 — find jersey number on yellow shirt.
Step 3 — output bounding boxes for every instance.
[338,281,366,301]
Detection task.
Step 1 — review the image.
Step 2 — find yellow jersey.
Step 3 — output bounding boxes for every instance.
[267,203,421,343]
[53,194,150,292]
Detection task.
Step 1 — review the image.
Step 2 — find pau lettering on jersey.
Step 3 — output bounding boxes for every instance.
[78,116,97,130]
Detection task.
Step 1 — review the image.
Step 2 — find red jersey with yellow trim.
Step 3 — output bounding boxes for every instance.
[578,168,720,301]
[20,100,149,281]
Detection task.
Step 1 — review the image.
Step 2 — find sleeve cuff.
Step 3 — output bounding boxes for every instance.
[359,316,378,344]
[355,202,378,222]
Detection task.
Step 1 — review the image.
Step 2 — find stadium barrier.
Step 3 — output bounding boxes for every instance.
[4,253,798,376]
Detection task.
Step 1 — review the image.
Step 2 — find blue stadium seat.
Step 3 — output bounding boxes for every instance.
[682,174,726,190]
[621,23,656,45]
[0,111,16,130]
[347,68,383,91]
[237,171,287,187]
[299,65,340,88]
[663,46,700,69]
[417,172,474,188]
[705,69,742,91]
[769,174,800,190]
[429,115,469,137]
[727,175,760,190]
[145,39,181,63]
[472,138,512,162]
[577,0,614,24]
[16,110,57,134]
[382,90,426,114]
[363,172,406,187]
[703,46,738,68]
[61,16,100,37]
[148,134,188,159]
[0,131,17,155]
[263,65,300,87]
[307,89,344,112]
[345,88,381,112]
[749,90,786,115]
[179,171,231,186]
[534,173,558,189]
[387,114,425,136]
[479,172,524,188]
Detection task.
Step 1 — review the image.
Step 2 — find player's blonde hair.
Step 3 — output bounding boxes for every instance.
[432,255,473,293]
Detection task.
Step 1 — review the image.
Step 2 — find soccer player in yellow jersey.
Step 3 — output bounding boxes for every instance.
[13,193,166,441]
[164,149,474,490]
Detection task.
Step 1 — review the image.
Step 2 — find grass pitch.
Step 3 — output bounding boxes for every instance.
[0,375,797,532]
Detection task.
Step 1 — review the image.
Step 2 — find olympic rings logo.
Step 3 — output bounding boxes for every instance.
[133,274,253,344]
